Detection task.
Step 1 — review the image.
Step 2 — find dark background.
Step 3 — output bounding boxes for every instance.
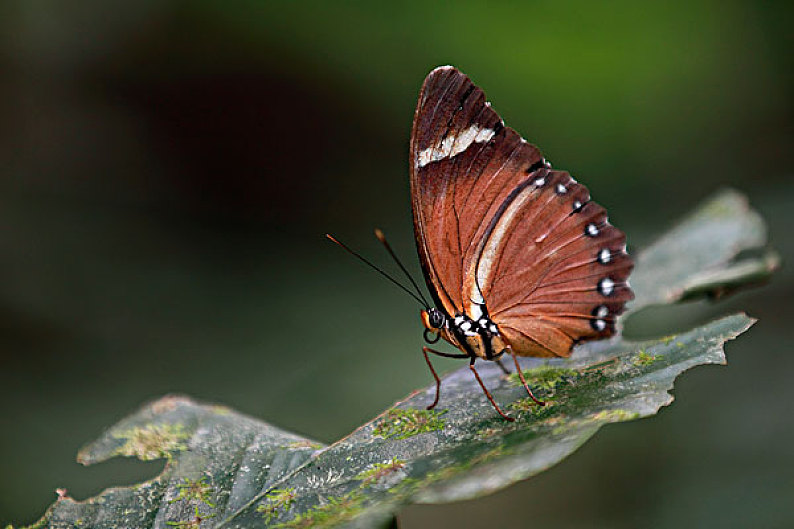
[1,2,792,527]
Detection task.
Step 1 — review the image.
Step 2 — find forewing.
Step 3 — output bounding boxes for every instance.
[409,66,544,315]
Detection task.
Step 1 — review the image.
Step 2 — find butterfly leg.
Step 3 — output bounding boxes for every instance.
[422,347,442,410]
[422,347,468,410]
[469,359,515,422]
[495,358,511,375]
[510,348,545,406]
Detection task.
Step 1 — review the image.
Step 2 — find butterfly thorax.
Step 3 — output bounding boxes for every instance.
[421,308,508,360]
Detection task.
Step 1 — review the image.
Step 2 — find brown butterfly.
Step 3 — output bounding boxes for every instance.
[330,66,633,421]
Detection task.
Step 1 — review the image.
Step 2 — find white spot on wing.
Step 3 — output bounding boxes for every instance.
[475,127,495,143]
[417,124,495,168]
[599,277,615,296]
[417,149,432,167]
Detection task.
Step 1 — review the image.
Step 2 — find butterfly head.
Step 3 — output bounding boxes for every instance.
[426,308,446,329]
[421,308,447,343]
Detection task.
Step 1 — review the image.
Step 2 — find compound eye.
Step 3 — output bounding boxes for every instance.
[428,309,444,329]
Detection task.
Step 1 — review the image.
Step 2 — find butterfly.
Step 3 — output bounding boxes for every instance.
[330,66,633,421]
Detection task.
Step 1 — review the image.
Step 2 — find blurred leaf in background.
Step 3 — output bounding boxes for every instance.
[0,1,791,528]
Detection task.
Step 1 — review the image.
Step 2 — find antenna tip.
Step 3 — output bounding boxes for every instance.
[326,233,340,244]
[374,228,386,242]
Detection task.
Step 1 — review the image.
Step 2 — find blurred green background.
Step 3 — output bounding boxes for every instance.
[1,1,792,527]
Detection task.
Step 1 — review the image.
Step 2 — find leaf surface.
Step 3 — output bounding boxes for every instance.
[22,189,771,529]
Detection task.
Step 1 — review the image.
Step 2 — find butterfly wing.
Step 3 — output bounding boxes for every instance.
[409,66,545,317]
[478,168,634,356]
[410,66,633,357]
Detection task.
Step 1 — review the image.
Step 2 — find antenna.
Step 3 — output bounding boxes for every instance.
[326,233,429,309]
[373,229,431,309]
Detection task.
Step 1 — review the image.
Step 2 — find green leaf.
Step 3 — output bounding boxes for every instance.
[20,189,773,529]
[629,188,775,311]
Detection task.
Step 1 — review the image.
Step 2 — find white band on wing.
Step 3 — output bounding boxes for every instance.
[417,125,495,168]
